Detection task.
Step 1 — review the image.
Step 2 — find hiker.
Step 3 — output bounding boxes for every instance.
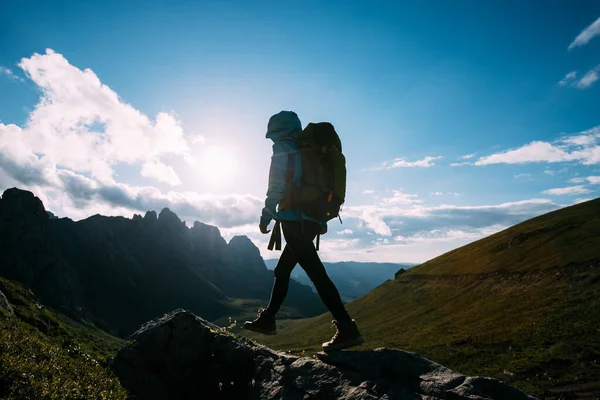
[243,110,364,352]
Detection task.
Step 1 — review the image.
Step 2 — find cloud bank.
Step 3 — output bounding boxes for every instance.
[0,49,262,229]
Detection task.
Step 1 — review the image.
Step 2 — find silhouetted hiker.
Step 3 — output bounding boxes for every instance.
[243,111,364,352]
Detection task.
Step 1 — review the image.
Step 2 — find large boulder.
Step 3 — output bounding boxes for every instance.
[112,310,537,400]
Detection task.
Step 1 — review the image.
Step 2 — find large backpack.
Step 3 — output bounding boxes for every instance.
[279,122,346,223]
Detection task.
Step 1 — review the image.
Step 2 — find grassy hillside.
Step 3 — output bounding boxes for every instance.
[246,198,600,399]
[0,277,126,399]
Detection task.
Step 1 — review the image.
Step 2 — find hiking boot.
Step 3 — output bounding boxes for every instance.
[243,308,277,335]
[322,319,364,352]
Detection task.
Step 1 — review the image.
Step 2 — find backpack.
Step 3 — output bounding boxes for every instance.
[278,122,346,223]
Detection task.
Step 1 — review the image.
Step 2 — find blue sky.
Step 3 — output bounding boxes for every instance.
[1,1,600,262]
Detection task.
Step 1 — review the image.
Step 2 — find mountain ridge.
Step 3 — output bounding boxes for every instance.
[0,187,325,335]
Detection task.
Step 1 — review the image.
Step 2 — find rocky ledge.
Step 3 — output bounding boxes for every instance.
[112,310,536,400]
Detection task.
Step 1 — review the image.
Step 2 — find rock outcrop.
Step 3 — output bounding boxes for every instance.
[113,310,537,400]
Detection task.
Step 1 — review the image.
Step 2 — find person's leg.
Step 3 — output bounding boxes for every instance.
[282,221,351,324]
[243,232,298,335]
[265,244,298,315]
[282,221,363,351]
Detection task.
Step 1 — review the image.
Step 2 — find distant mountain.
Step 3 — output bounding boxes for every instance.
[0,188,325,335]
[264,259,416,301]
[255,197,600,398]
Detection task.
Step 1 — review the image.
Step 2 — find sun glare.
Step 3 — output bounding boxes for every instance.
[199,146,237,183]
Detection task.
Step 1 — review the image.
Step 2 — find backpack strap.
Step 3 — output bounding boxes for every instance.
[315,232,320,251]
[267,220,282,251]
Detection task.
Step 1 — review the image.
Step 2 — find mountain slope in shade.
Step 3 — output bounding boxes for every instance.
[250,198,600,399]
[0,188,325,335]
[264,259,416,301]
[0,276,127,398]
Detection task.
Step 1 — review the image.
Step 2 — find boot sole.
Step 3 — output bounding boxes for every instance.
[243,324,277,336]
[322,336,364,352]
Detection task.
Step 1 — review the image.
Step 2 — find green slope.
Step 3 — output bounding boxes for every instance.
[0,278,126,399]
[246,198,600,399]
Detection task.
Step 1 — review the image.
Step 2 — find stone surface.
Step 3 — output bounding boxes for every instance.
[113,310,538,400]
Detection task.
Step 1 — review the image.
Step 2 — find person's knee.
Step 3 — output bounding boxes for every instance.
[305,267,333,287]
[274,265,292,280]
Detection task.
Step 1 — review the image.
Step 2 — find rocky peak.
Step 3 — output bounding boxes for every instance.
[191,220,220,235]
[190,221,227,249]
[228,235,266,273]
[228,235,259,254]
[0,188,48,225]
[113,310,536,400]
[158,207,182,225]
[143,210,157,221]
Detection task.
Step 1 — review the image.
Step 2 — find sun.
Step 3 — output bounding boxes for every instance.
[199,145,237,183]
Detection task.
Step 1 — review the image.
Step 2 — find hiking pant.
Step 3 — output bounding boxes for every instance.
[266,221,352,323]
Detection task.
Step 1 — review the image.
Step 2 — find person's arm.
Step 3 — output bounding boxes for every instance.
[260,143,288,227]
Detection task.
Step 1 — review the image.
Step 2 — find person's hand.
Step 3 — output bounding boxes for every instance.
[259,223,271,234]
[320,224,328,235]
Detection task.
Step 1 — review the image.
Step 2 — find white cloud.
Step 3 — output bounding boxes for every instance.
[513,173,532,179]
[571,175,600,185]
[570,145,600,165]
[8,49,194,184]
[430,191,460,197]
[0,66,24,82]
[381,190,421,205]
[332,198,563,262]
[373,156,442,170]
[558,66,600,89]
[561,127,600,146]
[461,153,476,159]
[393,225,506,244]
[450,162,472,167]
[475,128,600,167]
[543,186,591,196]
[0,50,263,229]
[475,141,574,165]
[140,160,182,186]
[568,16,600,50]
[337,229,354,235]
[587,176,600,184]
[0,164,263,228]
[576,67,599,89]
[361,189,375,194]
[354,208,392,236]
[558,71,578,86]
[544,168,568,176]
[344,197,561,238]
